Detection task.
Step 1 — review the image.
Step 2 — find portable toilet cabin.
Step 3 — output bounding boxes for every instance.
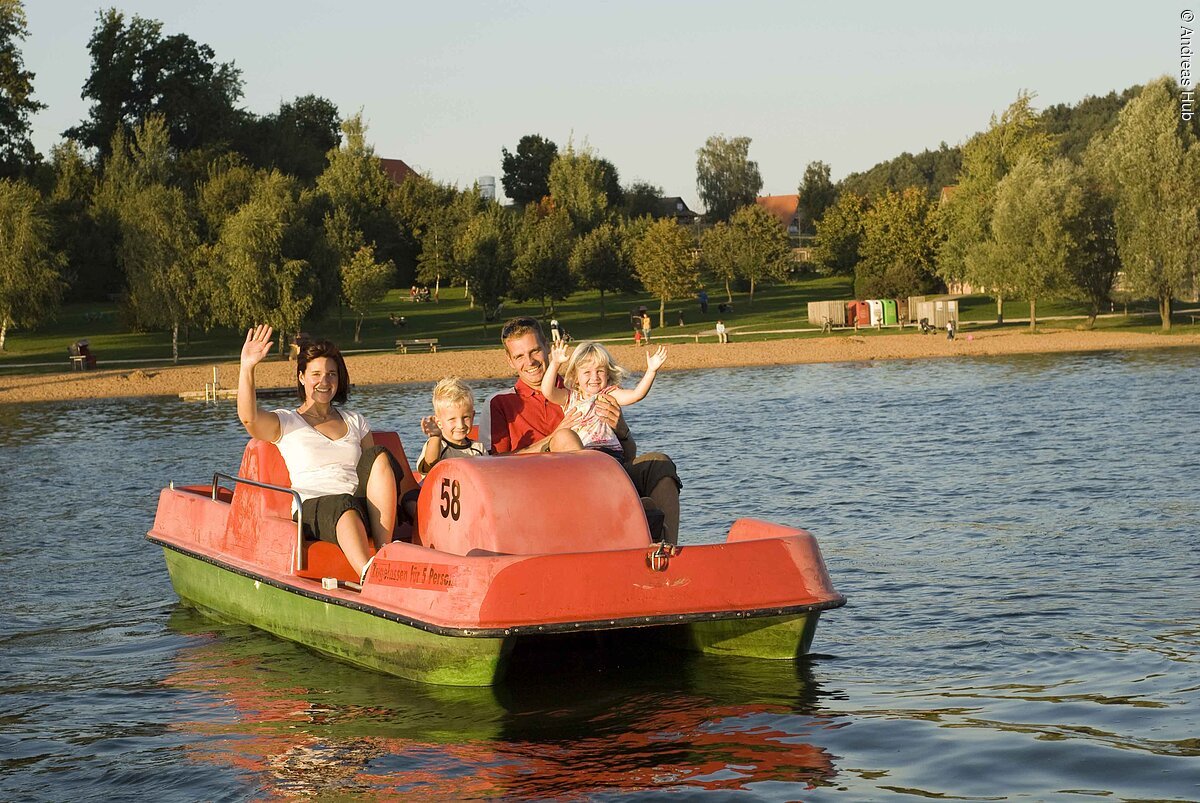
[867,300,884,327]
[882,299,898,325]
[846,301,871,327]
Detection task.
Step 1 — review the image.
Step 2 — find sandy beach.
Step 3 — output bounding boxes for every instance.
[2,328,1198,405]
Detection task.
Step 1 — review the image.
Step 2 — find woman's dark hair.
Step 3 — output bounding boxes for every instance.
[296,339,350,404]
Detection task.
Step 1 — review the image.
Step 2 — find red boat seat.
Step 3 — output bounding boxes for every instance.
[228,431,417,580]
[414,450,652,556]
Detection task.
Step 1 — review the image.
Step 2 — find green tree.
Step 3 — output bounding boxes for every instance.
[342,243,395,342]
[595,157,624,209]
[622,181,662,219]
[938,92,1054,321]
[856,188,941,299]
[699,221,738,303]
[0,0,43,176]
[728,204,793,304]
[797,160,836,234]
[214,170,314,345]
[0,179,63,349]
[632,217,697,326]
[1066,160,1121,327]
[48,140,114,301]
[67,9,243,155]
[695,134,763,223]
[511,201,575,312]
[196,154,258,242]
[570,222,632,319]
[315,114,400,268]
[407,181,483,302]
[810,192,865,277]
[454,204,513,327]
[548,142,610,233]
[119,183,201,360]
[1090,77,1200,329]
[501,134,557,207]
[235,94,340,184]
[840,143,961,201]
[988,158,1081,329]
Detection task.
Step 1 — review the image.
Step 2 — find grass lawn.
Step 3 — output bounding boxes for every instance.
[2,274,1195,372]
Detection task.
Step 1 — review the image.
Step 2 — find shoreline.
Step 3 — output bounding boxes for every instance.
[2,328,1199,405]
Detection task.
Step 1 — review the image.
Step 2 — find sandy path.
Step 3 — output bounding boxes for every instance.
[2,328,1198,405]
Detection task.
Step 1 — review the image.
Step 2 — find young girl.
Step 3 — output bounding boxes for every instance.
[541,340,667,459]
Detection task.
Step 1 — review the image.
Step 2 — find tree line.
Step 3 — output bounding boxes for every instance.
[807,83,1200,329]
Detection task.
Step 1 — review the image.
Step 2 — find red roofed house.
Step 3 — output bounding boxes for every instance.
[755,194,802,236]
[379,158,417,185]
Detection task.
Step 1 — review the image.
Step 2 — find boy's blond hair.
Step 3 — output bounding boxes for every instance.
[563,341,628,390]
[431,376,475,413]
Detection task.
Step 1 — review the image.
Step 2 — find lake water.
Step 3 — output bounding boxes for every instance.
[2,349,1198,801]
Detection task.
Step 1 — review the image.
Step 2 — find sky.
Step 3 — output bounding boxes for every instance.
[25,1,1176,211]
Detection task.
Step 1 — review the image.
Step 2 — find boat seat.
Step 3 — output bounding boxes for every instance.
[414,450,652,556]
[230,432,417,580]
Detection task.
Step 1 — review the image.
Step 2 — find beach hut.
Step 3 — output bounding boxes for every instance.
[807,300,846,327]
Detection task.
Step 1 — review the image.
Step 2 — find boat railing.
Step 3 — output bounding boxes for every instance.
[212,472,306,571]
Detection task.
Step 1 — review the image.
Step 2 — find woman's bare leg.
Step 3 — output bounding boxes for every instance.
[335,511,373,576]
[364,451,397,549]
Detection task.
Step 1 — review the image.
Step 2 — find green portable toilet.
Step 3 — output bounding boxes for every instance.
[882,299,897,325]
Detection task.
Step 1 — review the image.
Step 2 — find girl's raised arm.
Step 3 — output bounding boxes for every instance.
[610,345,667,406]
[540,340,572,406]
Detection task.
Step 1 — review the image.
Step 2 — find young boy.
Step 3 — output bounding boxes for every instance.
[417,377,487,474]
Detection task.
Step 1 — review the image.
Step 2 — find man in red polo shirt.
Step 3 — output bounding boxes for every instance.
[484,317,682,544]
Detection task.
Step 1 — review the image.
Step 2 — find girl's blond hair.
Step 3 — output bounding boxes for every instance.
[563,341,627,390]
[431,376,475,412]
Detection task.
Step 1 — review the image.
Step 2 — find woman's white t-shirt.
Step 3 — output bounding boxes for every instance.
[271,408,371,502]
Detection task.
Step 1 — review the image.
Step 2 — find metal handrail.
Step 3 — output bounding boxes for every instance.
[212,472,306,571]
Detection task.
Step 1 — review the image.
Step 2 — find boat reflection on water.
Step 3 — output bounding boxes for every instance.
[164,608,840,798]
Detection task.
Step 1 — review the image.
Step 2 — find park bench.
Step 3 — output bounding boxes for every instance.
[396,338,439,353]
[692,329,726,343]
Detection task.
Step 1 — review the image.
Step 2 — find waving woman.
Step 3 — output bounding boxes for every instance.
[237,324,411,579]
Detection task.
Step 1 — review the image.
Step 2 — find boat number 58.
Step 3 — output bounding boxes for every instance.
[439,478,462,521]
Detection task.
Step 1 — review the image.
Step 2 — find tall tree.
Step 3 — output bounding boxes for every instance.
[632,218,698,326]
[119,183,201,361]
[695,134,762,223]
[1066,160,1121,327]
[214,170,314,344]
[938,92,1054,321]
[988,158,1081,329]
[699,221,739,303]
[0,0,43,176]
[341,243,395,342]
[797,160,836,234]
[501,134,557,207]
[856,188,941,299]
[511,201,575,313]
[810,192,866,277]
[236,94,341,184]
[548,142,610,233]
[406,181,483,301]
[1090,77,1200,329]
[570,222,633,319]
[48,140,114,301]
[727,204,794,304]
[454,204,513,327]
[67,9,243,156]
[0,179,64,350]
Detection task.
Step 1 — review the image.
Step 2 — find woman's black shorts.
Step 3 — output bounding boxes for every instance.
[296,445,403,543]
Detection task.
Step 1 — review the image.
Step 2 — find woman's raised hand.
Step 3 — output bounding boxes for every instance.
[240,325,274,369]
[646,344,668,371]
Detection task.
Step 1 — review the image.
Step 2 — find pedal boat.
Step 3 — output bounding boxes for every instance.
[148,433,845,686]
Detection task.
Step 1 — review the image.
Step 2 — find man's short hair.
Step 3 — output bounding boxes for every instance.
[500,316,545,348]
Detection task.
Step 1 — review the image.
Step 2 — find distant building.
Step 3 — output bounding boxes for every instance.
[755,194,802,236]
[654,196,702,225]
[938,185,958,206]
[478,175,496,201]
[379,157,417,185]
